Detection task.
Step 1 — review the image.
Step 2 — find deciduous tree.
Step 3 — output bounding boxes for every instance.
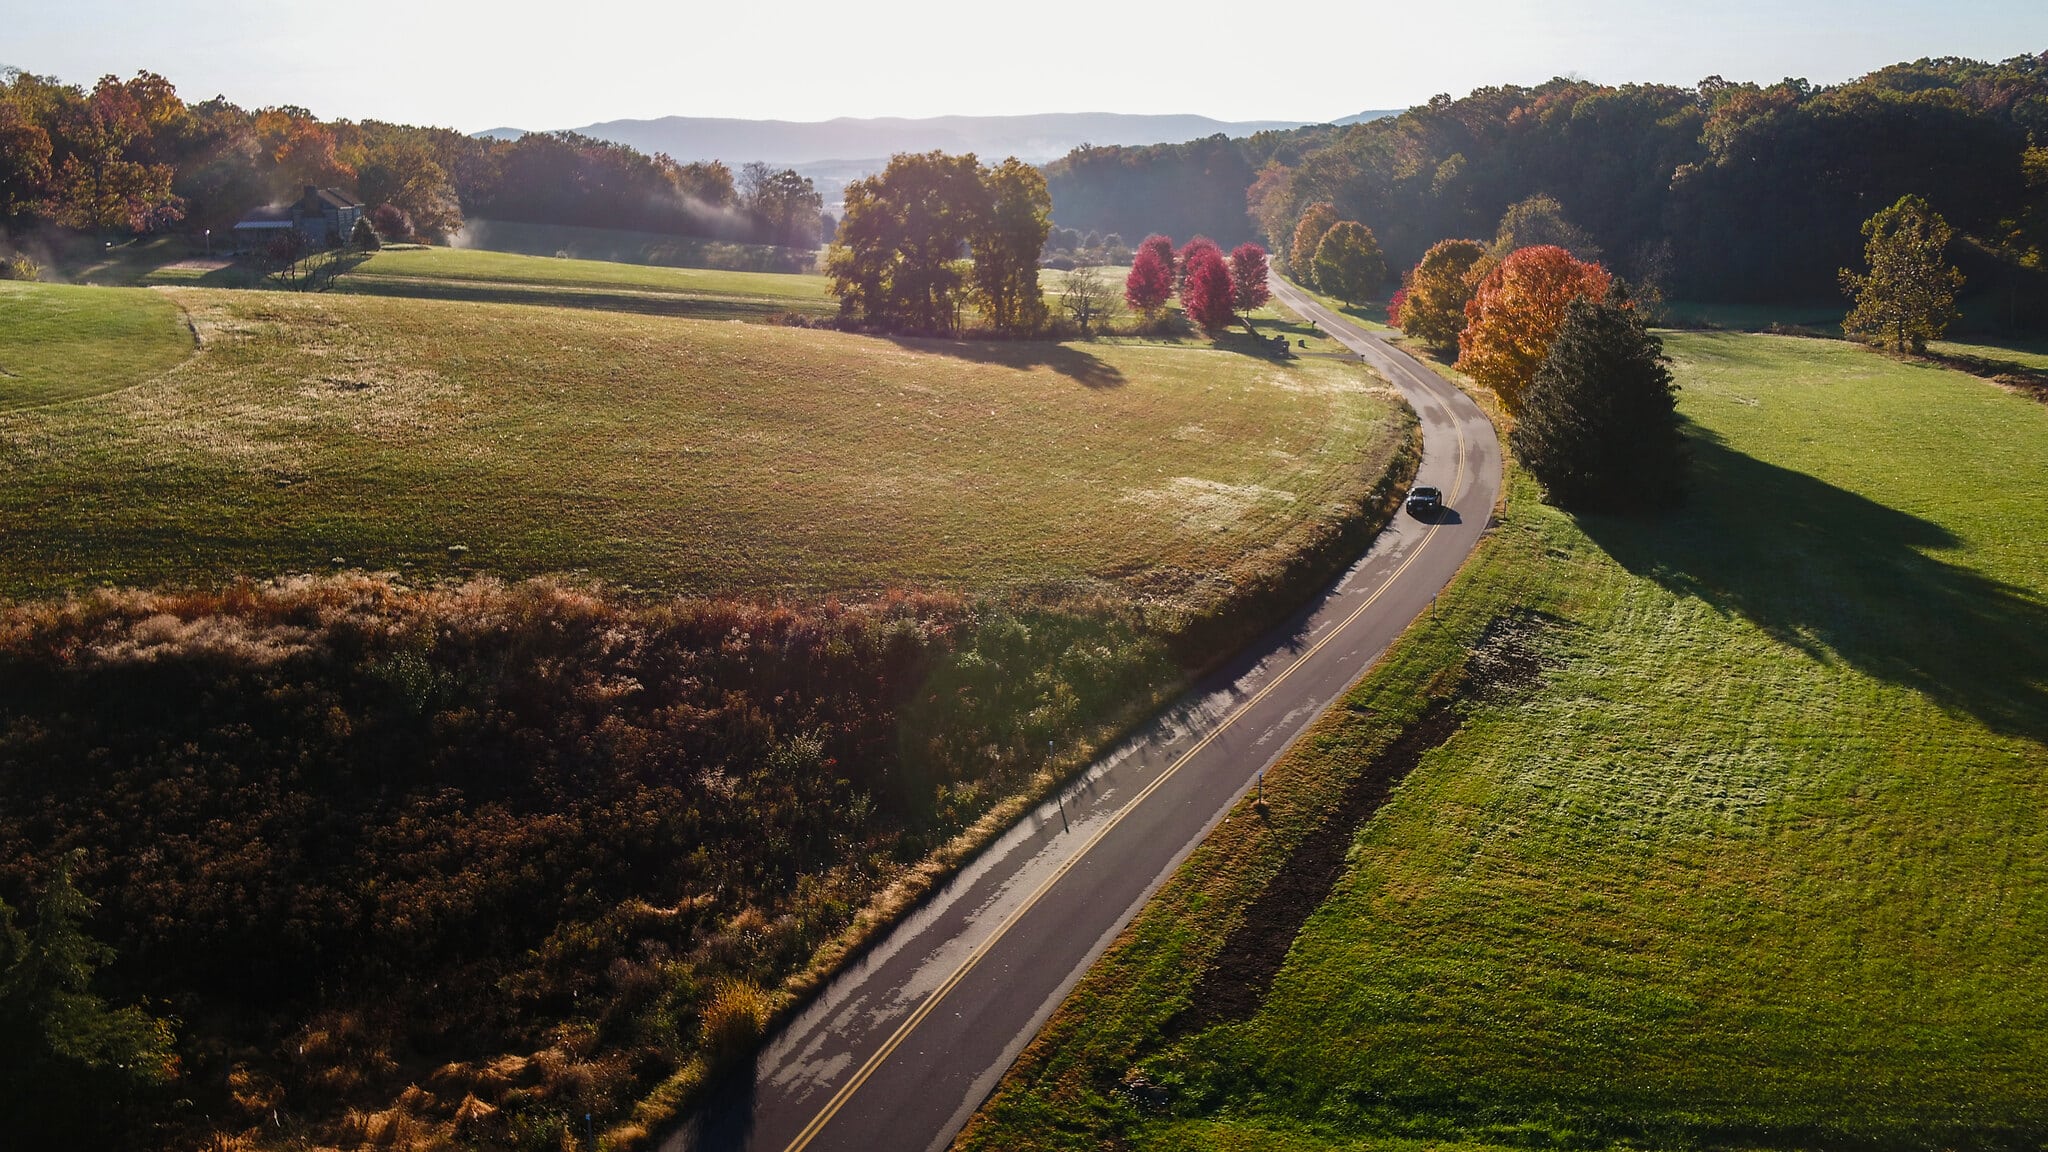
[972,157,1053,335]
[354,130,463,242]
[1060,264,1124,333]
[1459,244,1613,414]
[1493,193,1602,263]
[1246,161,1294,259]
[1137,232,1175,276]
[1177,235,1222,297]
[1839,194,1965,353]
[1510,296,1684,511]
[741,162,827,248]
[370,202,413,242]
[0,101,54,221]
[1229,242,1271,316]
[1398,238,1493,352]
[44,87,184,233]
[825,151,989,332]
[1289,201,1339,279]
[1311,220,1386,304]
[1125,240,1173,319]
[1181,241,1237,332]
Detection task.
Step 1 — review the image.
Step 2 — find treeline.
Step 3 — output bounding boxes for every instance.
[0,67,826,249]
[0,577,1174,1147]
[1046,55,2048,319]
[1043,127,1339,248]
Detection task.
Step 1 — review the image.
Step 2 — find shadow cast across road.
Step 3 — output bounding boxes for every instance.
[673,1060,759,1152]
[882,335,1126,389]
[1576,426,2048,742]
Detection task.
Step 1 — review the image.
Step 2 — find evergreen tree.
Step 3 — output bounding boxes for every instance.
[1510,296,1685,512]
[1840,194,1966,353]
[1,852,178,1142]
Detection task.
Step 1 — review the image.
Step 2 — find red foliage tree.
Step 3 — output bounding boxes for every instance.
[1125,241,1174,318]
[1137,233,1175,277]
[1459,244,1613,413]
[1387,286,1409,327]
[1177,235,1222,296]
[1229,242,1271,314]
[1181,241,1237,332]
[370,202,414,242]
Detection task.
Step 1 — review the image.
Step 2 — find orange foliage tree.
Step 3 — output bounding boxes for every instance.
[1288,201,1340,278]
[1458,245,1612,414]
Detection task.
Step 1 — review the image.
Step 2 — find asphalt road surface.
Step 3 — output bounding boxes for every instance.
[667,279,1502,1152]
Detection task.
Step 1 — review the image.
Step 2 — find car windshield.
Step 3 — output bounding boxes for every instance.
[1413,488,1440,498]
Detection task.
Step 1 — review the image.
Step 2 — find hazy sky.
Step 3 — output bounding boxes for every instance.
[5,0,2046,131]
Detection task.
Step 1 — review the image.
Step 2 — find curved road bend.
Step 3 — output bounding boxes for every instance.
[669,278,1501,1152]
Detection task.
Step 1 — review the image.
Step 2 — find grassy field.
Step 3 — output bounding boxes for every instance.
[451,216,821,273]
[1931,335,2048,373]
[0,283,1406,601]
[0,282,195,410]
[333,245,838,319]
[960,331,2048,1152]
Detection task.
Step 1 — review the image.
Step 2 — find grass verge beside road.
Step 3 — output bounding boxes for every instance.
[959,330,2048,1152]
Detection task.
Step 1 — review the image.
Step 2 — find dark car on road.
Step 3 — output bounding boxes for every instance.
[1406,485,1444,517]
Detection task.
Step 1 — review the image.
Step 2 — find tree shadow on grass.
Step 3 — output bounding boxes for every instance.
[881,335,1126,389]
[1577,425,2048,743]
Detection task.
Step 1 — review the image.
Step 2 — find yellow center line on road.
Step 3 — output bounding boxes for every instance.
[778,344,1473,1152]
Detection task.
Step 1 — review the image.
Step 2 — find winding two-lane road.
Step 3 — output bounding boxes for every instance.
[669,280,1501,1152]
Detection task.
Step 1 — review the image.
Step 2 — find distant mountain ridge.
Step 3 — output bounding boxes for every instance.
[475,110,1401,165]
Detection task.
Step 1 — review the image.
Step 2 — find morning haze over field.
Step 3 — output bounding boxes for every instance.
[2,3,2047,1151]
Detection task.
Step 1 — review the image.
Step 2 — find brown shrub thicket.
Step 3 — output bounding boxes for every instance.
[0,575,1172,1148]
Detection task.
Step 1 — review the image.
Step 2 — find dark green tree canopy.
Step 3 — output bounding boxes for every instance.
[1509,295,1685,512]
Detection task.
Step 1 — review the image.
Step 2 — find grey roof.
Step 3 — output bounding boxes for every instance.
[236,204,294,224]
[307,187,362,209]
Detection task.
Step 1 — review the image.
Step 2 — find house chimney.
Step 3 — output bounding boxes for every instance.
[305,184,319,201]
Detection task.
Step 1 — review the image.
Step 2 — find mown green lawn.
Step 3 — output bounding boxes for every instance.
[1931,335,2048,373]
[348,245,831,303]
[960,331,2048,1152]
[0,283,1407,601]
[0,282,195,410]
[318,245,838,321]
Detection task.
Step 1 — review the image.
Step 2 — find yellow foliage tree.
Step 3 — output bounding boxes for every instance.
[1399,238,1493,353]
